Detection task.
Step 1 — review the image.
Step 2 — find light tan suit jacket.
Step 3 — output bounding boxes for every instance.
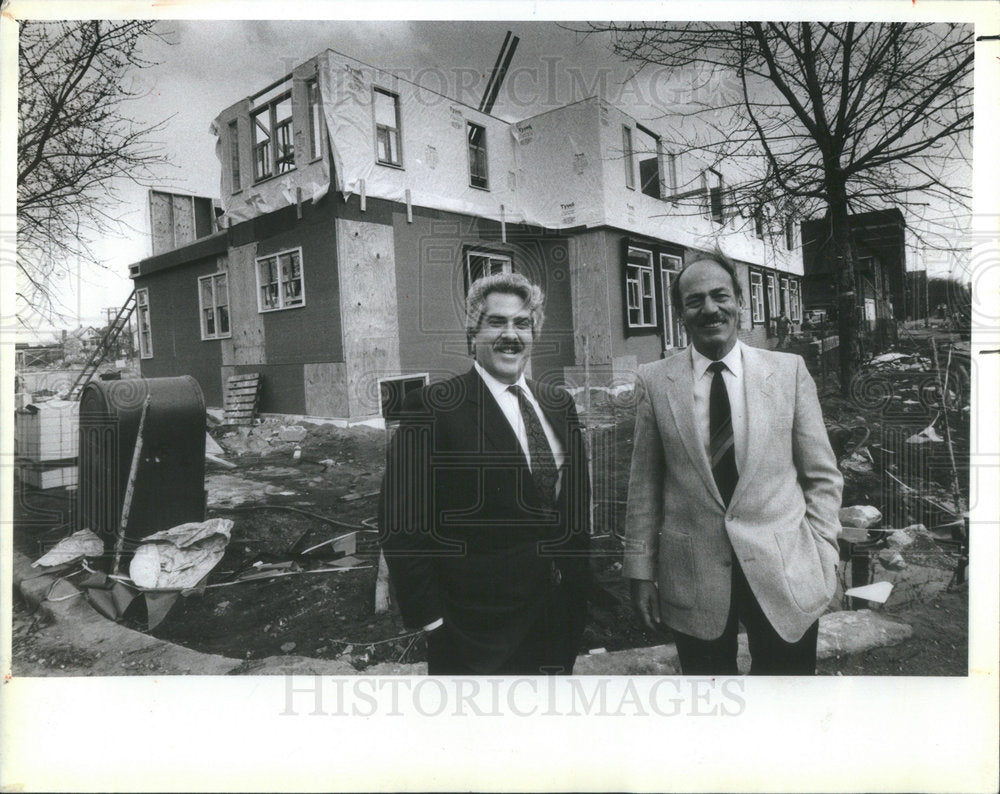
[624,345,842,643]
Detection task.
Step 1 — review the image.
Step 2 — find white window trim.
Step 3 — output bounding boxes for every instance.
[136,287,153,359]
[199,272,232,341]
[626,246,657,329]
[780,276,791,317]
[749,271,765,324]
[465,250,512,287]
[377,373,430,417]
[765,272,778,316]
[622,126,635,190]
[372,86,403,168]
[251,90,295,183]
[789,279,801,322]
[659,253,685,347]
[467,121,489,190]
[256,247,306,313]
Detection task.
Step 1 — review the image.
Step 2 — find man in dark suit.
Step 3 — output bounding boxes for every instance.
[379,272,591,675]
[626,256,842,675]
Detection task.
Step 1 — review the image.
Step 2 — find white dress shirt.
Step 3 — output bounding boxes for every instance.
[473,362,566,473]
[691,341,749,475]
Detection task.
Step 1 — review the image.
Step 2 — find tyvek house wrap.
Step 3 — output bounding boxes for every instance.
[213,49,605,230]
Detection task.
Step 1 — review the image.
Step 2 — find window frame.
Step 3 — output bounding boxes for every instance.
[635,124,663,200]
[307,77,323,162]
[256,247,306,313]
[706,169,724,224]
[625,246,657,330]
[789,279,801,322]
[465,249,512,290]
[378,373,430,421]
[659,253,686,348]
[373,86,403,168]
[622,125,635,190]
[467,121,489,190]
[765,272,778,318]
[251,90,295,183]
[228,119,241,193]
[749,270,765,325]
[198,272,232,341]
[136,287,153,359]
[780,276,791,317]
[784,216,796,250]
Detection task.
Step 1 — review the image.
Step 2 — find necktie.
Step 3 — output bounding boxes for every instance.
[509,385,558,505]
[708,361,739,506]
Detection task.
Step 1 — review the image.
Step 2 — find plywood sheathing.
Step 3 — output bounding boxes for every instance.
[334,218,401,418]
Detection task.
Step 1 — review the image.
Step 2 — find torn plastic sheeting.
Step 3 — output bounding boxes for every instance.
[32,529,104,568]
[907,423,944,444]
[129,518,233,590]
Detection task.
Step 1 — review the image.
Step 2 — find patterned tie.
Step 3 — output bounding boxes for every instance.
[708,361,739,506]
[509,385,558,506]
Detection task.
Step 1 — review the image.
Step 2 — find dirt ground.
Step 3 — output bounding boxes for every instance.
[11,329,970,675]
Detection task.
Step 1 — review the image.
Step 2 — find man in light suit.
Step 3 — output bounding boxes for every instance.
[379,272,591,675]
[625,255,842,675]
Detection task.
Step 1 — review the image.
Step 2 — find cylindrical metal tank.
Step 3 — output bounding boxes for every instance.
[78,376,206,555]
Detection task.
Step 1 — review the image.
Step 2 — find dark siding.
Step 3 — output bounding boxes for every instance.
[230,363,306,415]
[135,257,224,406]
[254,199,346,366]
[393,208,576,384]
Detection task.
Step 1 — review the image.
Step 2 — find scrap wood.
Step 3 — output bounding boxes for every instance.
[301,531,357,556]
[198,565,373,589]
[114,395,150,575]
[374,550,391,614]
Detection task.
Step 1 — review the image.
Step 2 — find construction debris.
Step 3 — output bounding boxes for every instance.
[843,581,893,604]
[33,529,104,568]
[129,518,234,589]
[839,505,882,529]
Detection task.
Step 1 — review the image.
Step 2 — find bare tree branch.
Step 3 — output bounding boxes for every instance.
[17,20,173,323]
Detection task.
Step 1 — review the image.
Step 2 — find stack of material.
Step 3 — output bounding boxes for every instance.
[224,373,262,425]
[14,399,79,489]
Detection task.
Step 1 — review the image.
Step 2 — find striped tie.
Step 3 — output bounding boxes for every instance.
[509,385,558,506]
[708,361,739,506]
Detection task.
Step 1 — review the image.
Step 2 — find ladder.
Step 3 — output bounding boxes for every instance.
[67,290,137,400]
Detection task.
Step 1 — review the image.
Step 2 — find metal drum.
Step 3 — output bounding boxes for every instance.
[78,376,206,553]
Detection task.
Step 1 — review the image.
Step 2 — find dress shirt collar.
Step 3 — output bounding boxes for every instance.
[691,339,744,380]
[474,361,530,401]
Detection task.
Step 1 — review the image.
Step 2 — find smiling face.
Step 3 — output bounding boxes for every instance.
[678,259,741,360]
[472,290,535,384]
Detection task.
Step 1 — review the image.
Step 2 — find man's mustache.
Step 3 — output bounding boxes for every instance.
[494,338,524,353]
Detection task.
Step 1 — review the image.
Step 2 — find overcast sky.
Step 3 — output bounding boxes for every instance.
[12,15,979,340]
[27,20,656,338]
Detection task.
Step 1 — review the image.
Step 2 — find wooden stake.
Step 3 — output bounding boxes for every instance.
[374,550,391,613]
[113,395,150,576]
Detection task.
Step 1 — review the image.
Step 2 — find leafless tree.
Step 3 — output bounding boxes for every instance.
[589,22,973,390]
[17,20,171,325]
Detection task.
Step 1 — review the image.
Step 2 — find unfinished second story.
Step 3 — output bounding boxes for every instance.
[212,48,804,275]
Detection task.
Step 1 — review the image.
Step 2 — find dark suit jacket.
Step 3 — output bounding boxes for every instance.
[379,368,591,673]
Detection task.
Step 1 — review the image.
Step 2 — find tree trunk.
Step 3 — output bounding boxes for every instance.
[824,190,859,395]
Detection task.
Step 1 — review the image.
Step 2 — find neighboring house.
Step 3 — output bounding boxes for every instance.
[129,48,806,420]
[800,208,907,331]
